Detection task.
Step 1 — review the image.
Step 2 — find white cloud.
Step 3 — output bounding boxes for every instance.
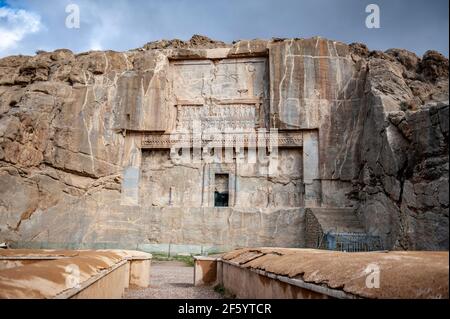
[0,0,448,58]
[0,7,42,52]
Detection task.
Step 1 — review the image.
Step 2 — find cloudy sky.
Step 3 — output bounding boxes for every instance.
[0,0,448,58]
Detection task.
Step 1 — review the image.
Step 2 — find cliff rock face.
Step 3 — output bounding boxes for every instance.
[350,47,449,250]
[0,35,447,251]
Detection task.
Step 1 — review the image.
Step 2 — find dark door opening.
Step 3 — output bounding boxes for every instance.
[214,173,229,207]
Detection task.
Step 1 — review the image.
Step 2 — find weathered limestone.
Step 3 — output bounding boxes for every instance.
[0,35,448,251]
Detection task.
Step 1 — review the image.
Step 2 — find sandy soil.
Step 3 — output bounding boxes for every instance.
[124,261,223,299]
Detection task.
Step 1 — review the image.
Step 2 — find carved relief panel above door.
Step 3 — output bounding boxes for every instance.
[169,57,270,131]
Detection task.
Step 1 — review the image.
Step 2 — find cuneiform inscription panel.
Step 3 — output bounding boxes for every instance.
[177,104,258,131]
[141,131,303,149]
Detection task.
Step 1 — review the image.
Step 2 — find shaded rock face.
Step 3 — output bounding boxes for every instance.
[352,50,449,250]
[0,35,448,251]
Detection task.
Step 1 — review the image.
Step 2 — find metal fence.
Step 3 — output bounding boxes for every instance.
[323,232,384,252]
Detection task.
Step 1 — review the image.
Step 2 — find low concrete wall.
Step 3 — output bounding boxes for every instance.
[193,257,353,299]
[219,261,333,299]
[129,259,151,288]
[70,261,128,299]
[219,248,449,299]
[193,256,346,298]
[194,257,218,286]
[0,249,152,299]
[194,248,449,299]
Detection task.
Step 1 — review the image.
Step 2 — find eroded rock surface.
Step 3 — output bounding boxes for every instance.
[0,35,448,251]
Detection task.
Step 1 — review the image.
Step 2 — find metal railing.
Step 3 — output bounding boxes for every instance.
[321,232,384,252]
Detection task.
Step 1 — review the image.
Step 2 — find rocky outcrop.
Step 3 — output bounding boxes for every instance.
[350,46,449,250]
[0,35,448,251]
[142,34,229,50]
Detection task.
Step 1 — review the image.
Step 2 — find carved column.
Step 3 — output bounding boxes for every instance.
[121,133,142,206]
[303,130,321,207]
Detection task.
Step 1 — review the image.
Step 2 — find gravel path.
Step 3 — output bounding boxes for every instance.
[124,261,223,299]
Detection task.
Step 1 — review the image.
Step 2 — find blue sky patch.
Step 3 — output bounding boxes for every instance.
[0,0,448,58]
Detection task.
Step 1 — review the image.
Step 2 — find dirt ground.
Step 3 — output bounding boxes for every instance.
[124,261,223,299]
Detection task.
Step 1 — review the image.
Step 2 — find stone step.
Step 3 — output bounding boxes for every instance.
[306,207,365,234]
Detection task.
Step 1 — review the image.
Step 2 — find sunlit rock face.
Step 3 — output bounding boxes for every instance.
[0,35,448,251]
